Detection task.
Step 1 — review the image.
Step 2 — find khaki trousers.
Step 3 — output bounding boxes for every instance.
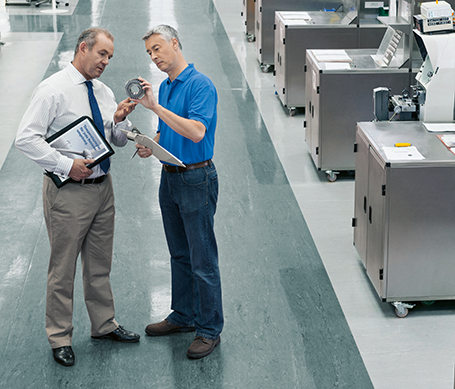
[43,174,118,349]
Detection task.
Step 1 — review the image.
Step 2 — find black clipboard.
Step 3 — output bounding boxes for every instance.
[45,116,115,188]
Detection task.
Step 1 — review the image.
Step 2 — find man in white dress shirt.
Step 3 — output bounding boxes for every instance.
[15,27,140,367]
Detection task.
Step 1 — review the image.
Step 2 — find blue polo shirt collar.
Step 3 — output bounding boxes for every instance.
[167,63,195,84]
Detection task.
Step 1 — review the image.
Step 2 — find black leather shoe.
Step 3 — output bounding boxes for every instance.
[91,325,140,343]
[52,346,75,366]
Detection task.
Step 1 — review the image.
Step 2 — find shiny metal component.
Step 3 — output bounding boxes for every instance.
[129,127,141,159]
[124,78,145,100]
[392,302,415,318]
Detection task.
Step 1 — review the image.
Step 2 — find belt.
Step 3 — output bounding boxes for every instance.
[163,160,211,173]
[67,175,107,185]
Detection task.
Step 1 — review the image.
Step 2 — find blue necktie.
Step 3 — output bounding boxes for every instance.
[85,80,110,173]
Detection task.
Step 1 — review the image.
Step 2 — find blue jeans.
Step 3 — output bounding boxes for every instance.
[159,161,223,340]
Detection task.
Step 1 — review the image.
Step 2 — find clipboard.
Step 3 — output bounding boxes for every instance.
[45,116,115,188]
[120,129,185,167]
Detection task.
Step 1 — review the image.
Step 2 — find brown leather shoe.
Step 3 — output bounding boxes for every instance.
[186,336,221,359]
[145,319,195,336]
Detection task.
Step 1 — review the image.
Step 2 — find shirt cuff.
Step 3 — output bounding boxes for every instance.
[54,155,74,177]
[113,119,132,145]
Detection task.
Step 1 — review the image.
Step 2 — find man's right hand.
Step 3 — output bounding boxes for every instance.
[69,159,95,181]
[136,143,153,158]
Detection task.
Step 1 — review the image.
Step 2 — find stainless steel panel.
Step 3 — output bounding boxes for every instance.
[353,128,370,266]
[356,122,455,167]
[305,54,321,167]
[275,21,359,108]
[256,2,338,66]
[386,166,455,300]
[366,146,386,299]
[358,25,387,48]
[243,0,255,36]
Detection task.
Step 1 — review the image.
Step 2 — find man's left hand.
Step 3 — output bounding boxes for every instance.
[114,98,137,123]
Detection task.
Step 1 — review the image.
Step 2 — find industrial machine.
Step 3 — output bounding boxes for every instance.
[255,0,339,72]
[353,121,455,318]
[274,0,396,115]
[374,1,455,122]
[354,1,455,317]
[304,24,420,182]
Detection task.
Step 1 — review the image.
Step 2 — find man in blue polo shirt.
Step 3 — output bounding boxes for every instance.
[134,25,223,359]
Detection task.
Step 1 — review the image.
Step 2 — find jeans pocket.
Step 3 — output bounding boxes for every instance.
[181,168,207,187]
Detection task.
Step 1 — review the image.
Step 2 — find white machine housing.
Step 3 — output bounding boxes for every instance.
[414,29,455,122]
[414,1,453,33]
[421,1,453,18]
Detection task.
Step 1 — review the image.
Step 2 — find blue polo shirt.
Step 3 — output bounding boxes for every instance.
[157,64,218,165]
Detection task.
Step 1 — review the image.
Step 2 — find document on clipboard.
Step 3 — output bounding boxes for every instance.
[45,116,115,188]
[120,129,185,167]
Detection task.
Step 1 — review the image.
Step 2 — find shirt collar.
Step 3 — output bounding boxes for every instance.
[166,63,195,85]
[66,63,91,85]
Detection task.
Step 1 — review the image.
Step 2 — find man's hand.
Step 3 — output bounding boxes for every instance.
[135,143,153,158]
[133,77,159,111]
[69,159,95,181]
[114,98,138,123]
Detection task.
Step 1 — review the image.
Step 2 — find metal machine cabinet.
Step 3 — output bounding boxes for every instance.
[274,0,418,113]
[274,12,366,115]
[353,121,455,316]
[255,0,334,70]
[305,48,415,180]
[242,0,255,39]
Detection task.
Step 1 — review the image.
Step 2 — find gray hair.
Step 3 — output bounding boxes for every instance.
[74,28,114,56]
[142,25,182,50]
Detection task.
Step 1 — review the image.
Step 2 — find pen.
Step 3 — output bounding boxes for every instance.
[131,148,139,159]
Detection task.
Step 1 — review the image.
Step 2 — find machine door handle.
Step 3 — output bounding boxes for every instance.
[369,206,372,224]
[363,196,367,213]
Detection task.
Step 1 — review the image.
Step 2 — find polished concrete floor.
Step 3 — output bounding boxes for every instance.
[1,0,455,388]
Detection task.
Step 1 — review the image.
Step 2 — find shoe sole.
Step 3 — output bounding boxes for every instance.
[145,327,195,337]
[53,354,75,367]
[91,335,140,343]
[186,337,221,359]
[54,358,75,367]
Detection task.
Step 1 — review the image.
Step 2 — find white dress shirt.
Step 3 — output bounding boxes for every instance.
[16,63,131,179]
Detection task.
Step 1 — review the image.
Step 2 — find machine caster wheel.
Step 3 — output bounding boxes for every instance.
[288,107,296,116]
[327,173,337,182]
[325,171,339,182]
[395,307,409,318]
[421,300,436,306]
[261,64,272,73]
[247,34,255,42]
[392,301,415,318]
